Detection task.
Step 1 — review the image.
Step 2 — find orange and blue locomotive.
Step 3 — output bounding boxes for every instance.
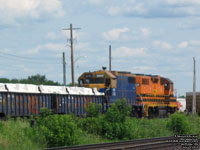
[78,69,177,117]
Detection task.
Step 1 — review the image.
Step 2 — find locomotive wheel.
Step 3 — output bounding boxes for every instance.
[158,109,167,118]
[167,107,176,115]
[153,107,159,118]
[148,107,153,118]
[148,107,159,118]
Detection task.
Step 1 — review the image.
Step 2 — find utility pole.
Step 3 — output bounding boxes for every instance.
[109,45,111,71]
[62,52,66,86]
[192,57,196,116]
[63,24,80,86]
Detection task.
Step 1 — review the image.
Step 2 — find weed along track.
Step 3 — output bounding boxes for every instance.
[44,136,200,150]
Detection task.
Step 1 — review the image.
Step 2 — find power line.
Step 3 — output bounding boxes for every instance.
[0,54,62,65]
[0,51,61,62]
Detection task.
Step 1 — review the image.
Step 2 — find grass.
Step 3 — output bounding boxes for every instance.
[187,115,200,138]
[130,117,174,139]
[78,131,115,145]
[0,118,46,150]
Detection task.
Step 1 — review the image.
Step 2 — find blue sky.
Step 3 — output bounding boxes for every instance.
[0,0,199,96]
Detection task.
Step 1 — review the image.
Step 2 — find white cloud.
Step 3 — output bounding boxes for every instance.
[74,42,89,51]
[153,40,172,50]
[189,40,200,46]
[25,43,65,55]
[42,0,64,17]
[87,0,104,5]
[23,42,89,56]
[175,40,200,48]
[107,0,200,18]
[140,27,150,37]
[166,0,200,5]
[44,43,65,52]
[26,46,42,55]
[0,49,13,54]
[108,6,122,16]
[108,3,147,17]
[113,47,147,58]
[152,40,160,47]
[61,30,82,39]
[162,42,172,49]
[47,32,57,39]
[0,0,64,24]
[102,27,129,40]
[177,41,188,48]
[0,70,6,76]
[132,66,156,73]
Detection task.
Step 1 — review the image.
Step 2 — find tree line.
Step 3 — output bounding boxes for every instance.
[0,74,61,85]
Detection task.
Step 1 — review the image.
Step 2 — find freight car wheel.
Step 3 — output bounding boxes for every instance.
[0,113,6,120]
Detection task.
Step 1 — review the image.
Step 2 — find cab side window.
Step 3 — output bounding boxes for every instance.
[105,78,111,86]
[142,78,149,85]
[86,79,90,84]
[79,79,84,85]
[128,77,135,84]
[164,83,169,90]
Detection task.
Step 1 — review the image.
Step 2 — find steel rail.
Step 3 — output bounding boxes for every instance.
[44,136,181,150]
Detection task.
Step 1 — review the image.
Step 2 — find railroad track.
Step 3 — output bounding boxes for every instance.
[45,136,200,150]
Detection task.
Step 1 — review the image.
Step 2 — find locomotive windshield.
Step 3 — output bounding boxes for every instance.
[82,73,105,84]
[95,74,104,83]
[151,77,158,83]
[95,77,104,83]
[85,78,95,84]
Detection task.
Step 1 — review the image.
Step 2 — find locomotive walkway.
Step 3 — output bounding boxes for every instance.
[45,136,200,150]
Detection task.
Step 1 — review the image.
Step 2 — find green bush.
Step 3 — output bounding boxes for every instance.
[78,116,104,135]
[37,114,79,147]
[77,99,132,140]
[102,99,132,139]
[85,103,102,117]
[167,113,190,135]
[121,117,140,139]
[35,108,53,125]
[102,121,127,139]
[105,99,131,123]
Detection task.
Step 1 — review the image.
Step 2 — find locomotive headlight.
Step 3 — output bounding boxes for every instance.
[136,83,140,87]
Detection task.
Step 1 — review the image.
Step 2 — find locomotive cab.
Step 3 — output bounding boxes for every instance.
[78,70,116,94]
[78,70,137,103]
